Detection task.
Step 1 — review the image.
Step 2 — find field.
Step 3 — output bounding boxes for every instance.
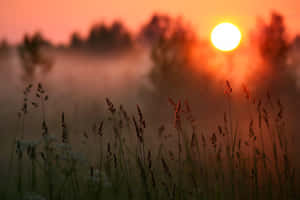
[0,13,300,199]
[0,74,299,200]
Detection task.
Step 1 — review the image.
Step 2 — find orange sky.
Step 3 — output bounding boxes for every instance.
[0,0,299,44]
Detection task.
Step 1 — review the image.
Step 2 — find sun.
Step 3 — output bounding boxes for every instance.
[211,22,242,52]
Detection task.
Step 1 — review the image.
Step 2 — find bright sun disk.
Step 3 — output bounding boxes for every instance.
[211,22,242,52]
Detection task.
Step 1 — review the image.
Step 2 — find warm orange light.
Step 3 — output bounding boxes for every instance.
[211,23,242,52]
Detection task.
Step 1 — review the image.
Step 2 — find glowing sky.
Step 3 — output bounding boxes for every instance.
[0,0,299,44]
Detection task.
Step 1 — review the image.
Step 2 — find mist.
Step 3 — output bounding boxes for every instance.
[1,12,300,199]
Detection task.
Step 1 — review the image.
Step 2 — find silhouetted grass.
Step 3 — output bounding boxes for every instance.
[1,82,299,200]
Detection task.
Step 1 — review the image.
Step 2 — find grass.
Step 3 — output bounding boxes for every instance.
[0,82,298,200]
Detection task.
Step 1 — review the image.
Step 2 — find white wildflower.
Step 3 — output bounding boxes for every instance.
[42,134,57,143]
[101,171,111,187]
[57,150,87,164]
[23,192,46,200]
[54,143,71,151]
[15,138,41,152]
[68,151,87,163]
[88,169,111,187]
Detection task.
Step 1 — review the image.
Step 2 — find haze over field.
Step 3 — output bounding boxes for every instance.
[0,2,300,200]
[0,10,300,152]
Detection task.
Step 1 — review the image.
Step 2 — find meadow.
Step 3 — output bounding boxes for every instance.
[0,12,300,200]
[0,80,298,200]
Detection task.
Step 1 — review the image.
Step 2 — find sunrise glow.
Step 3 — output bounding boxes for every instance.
[211,23,242,52]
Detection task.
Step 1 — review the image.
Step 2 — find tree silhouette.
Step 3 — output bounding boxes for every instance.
[70,32,83,48]
[0,39,10,56]
[257,12,290,71]
[18,33,53,81]
[0,39,9,50]
[68,21,135,52]
[253,12,297,94]
[149,16,198,97]
[139,14,173,45]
